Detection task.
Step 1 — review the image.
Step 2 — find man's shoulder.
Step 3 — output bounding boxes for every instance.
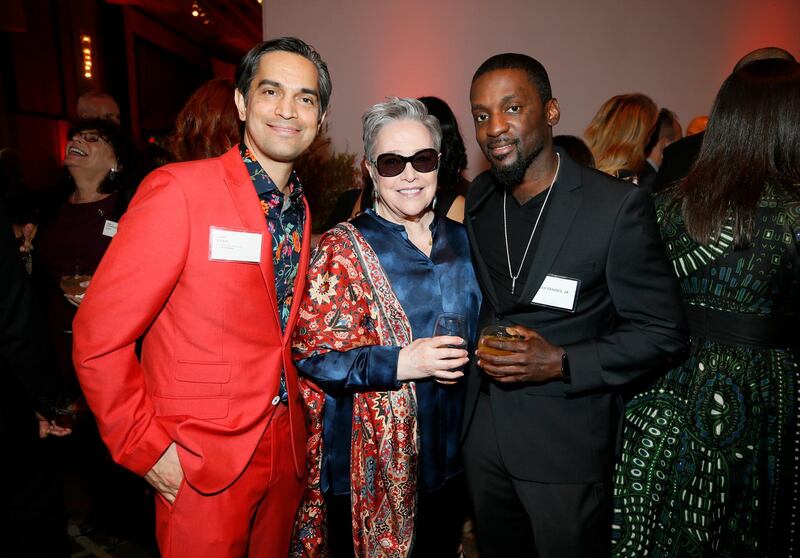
[572,162,639,204]
[465,170,496,209]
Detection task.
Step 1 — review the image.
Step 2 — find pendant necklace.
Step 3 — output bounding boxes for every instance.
[503,152,560,295]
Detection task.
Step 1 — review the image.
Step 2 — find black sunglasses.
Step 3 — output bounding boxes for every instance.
[373,148,439,178]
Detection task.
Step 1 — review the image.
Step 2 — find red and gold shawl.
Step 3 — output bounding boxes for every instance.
[290,222,419,558]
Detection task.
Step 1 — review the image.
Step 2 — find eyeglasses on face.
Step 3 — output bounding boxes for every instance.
[71,131,109,144]
[373,148,439,178]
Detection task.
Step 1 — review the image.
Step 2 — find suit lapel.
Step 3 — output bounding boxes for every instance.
[465,175,502,313]
[221,148,281,325]
[516,153,583,305]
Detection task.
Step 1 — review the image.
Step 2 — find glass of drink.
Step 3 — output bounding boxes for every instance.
[434,313,467,383]
[478,325,524,357]
[52,395,85,429]
[60,262,92,296]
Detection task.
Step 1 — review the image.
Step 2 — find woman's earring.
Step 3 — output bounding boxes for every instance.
[432,196,437,210]
[109,168,117,181]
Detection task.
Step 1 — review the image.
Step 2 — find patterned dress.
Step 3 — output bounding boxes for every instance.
[612,184,800,557]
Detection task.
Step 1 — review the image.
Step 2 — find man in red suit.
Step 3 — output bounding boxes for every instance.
[72,37,331,558]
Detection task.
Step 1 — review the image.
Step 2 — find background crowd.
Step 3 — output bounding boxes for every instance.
[1,33,797,558]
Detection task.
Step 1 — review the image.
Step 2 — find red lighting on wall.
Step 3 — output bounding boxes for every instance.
[80,34,93,79]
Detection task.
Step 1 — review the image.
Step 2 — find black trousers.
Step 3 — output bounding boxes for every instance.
[326,475,465,558]
[462,392,612,558]
[1,416,70,558]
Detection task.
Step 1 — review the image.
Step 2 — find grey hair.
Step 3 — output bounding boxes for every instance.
[362,97,442,163]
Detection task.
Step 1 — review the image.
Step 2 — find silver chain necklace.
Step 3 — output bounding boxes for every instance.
[503,152,560,295]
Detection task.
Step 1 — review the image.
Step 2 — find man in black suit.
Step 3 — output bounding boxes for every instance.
[461,53,688,558]
[1,198,71,557]
[639,108,682,192]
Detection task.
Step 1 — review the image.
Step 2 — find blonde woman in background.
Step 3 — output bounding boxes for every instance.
[584,93,657,182]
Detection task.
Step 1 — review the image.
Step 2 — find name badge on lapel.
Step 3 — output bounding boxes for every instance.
[531,274,580,312]
[102,220,118,238]
[209,226,262,263]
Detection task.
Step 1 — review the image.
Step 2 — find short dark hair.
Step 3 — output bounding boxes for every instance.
[644,108,681,155]
[235,37,332,117]
[472,53,552,103]
[67,118,140,195]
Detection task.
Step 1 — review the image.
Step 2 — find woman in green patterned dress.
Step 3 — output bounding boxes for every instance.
[612,58,800,557]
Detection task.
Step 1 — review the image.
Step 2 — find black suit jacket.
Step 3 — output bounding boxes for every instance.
[0,198,59,436]
[654,132,704,192]
[462,149,688,483]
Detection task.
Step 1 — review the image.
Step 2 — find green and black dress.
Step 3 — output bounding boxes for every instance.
[612,184,800,557]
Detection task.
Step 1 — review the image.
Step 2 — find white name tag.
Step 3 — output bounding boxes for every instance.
[531,274,580,312]
[209,226,262,263]
[102,220,118,238]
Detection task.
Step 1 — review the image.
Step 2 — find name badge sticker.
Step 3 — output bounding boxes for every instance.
[102,220,118,238]
[209,226,262,263]
[531,274,580,312]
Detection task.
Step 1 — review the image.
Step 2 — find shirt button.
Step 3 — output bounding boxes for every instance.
[271,396,281,406]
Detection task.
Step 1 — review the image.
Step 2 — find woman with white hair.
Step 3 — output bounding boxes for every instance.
[290,97,481,557]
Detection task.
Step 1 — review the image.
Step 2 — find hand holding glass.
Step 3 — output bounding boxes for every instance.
[60,262,91,296]
[433,313,468,384]
[478,325,524,357]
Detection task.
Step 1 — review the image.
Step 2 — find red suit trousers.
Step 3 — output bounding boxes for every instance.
[154,406,304,557]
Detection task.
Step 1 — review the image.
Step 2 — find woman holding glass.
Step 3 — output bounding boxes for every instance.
[291,97,481,558]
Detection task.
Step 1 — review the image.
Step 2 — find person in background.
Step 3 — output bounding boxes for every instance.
[34,118,139,395]
[639,108,682,192]
[584,93,658,183]
[552,134,595,168]
[655,46,796,193]
[684,115,708,136]
[613,58,800,558]
[72,37,330,558]
[419,95,470,220]
[291,97,481,557]
[1,196,71,558]
[76,91,121,125]
[170,78,242,162]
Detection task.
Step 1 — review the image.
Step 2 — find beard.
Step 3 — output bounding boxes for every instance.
[488,141,543,187]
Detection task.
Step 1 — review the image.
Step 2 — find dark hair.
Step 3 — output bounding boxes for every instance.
[553,135,595,168]
[678,58,800,247]
[418,96,468,193]
[171,79,241,161]
[732,46,795,73]
[67,118,140,196]
[235,36,332,117]
[644,108,681,156]
[472,53,552,103]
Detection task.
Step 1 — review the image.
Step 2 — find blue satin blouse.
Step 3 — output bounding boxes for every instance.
[296,209,481,495]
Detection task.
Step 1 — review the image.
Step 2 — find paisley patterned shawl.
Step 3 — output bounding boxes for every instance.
[290,222,418,558]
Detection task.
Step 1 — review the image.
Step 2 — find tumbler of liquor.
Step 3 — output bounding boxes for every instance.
[52,395,84,429]
[59,262,92,296]
[478,325,524,357]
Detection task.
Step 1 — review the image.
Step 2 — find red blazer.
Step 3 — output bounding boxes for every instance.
[73,147,310,494]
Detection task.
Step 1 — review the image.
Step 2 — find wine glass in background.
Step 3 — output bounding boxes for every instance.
[59,261,92,296]
[434,312,467,384]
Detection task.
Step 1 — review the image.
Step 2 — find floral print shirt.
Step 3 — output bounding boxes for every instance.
[240,143,306,332]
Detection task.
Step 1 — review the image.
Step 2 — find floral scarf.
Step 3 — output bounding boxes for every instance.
[291,222,418,558]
